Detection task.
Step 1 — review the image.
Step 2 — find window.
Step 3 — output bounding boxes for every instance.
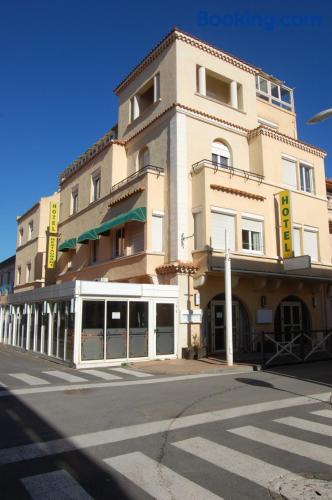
[26,263,31,283]
[17,267,21,285]
[293,227,301,256]
[152,214,164,252]
[193,211,203,250]
[256,75,293,111]
[130,74,160,122]
[241,217,263,253]
[115,227,125,257]
[211,210,235,250]
[138,147,150,170]
[28,221,33,240]
[18,228,23,246]
[300,164,314,193]
[212,141,231,167]
[71,188,79,215]
[91,239,99,264]
[127,222,144,255]
[303,228,318,261]
[282,157,297,189]
[91,173,101,202]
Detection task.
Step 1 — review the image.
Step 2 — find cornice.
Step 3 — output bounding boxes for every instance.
[114,28,259,95]
[248,125,326,158]
[210,184,266,201]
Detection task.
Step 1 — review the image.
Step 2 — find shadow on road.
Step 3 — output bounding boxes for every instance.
[0,384,130,499]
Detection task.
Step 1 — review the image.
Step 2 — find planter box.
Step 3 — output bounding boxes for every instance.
[194,346,207,360]
[182,347,195,360]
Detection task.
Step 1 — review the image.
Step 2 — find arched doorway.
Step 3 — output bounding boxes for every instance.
[207,294,250,353]
[274,296,311,333]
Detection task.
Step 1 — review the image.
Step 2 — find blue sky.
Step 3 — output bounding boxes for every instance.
[1,0,331,261]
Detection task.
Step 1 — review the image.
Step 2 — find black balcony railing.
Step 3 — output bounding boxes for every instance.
[111,165,164,193]
[192,159,264,182]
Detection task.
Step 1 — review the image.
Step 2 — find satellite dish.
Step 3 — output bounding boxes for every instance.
[307,108,332,124]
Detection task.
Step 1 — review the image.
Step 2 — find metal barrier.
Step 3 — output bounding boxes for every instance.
[260,330,332,367]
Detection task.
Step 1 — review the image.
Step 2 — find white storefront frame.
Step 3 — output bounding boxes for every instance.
[0,281,179,369]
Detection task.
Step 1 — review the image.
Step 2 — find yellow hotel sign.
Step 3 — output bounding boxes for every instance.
[47,235,57,269]
[47,202,58,269]
[49,202,58,234]
[279,190,293,259]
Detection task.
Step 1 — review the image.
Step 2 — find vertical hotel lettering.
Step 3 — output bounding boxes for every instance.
[279,190,293,259]
[47,202,58,269]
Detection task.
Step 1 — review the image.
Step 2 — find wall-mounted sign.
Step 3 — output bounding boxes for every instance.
[256,309,273,324]
[284,255,311,271]
[49,202,58,235]
[180,309,203,324]
[47,235,57,269]
[279,190,293,259]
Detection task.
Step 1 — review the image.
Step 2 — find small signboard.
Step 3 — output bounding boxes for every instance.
[284,255,311,271]
[180,309,203,324]
[47,235,57,269]
[256,309,273,324]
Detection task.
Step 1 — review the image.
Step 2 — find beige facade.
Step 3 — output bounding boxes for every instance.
[54,28,332,360]
[15,193,60,292]
[3,28,330,365]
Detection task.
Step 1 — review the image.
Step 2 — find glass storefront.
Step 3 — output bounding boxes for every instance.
[0,281,178,367]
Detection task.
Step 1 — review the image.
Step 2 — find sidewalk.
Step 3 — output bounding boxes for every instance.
[131,357,260,376]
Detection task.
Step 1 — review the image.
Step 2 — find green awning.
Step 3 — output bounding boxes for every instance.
[77,228,99,244]
[58,238,77,252]
[96,207,147,236]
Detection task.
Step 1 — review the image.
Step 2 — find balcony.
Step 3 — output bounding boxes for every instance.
[111,165,164,194]
[192,159,264,183]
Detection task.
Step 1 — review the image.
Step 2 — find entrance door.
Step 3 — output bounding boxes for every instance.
[211,300,239,352]
[156,303,175,355]
[280,301,302,341]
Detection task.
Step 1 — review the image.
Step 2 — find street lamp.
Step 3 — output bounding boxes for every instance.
[307,108,332,124]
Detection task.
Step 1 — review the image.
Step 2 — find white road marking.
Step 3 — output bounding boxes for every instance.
[0,391,329,465]
[9,373,50,386]
[44,370,88,383]
[80,369,122,381]
[0,370,258,398]
[311,409,332,419]
[229,425,332,466]
[104,451,222,500]
[21,469,92,500]
[173,437,299,490]
[111,367,153,378]
[275,416,332,437]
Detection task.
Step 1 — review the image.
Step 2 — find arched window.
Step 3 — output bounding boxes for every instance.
[138,147,150,170]
[211,141,231,167]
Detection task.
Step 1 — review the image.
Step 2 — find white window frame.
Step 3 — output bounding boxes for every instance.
[71,187,79,215]
[303,227,319,262]
[292,224,302,257]
[211,209,236,251]
[91,172,101,203]
[256,75,293,111]
[28,221,33,241]
[241,215,264,254]
[282,156,298,189]
[211,141,231,167]
[152,212,164,253]
[18,228,23,246]
[299,163,314,194]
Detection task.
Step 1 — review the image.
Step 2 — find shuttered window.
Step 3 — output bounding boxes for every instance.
[293,227,301,256]
[127,222,144,255]
[152,214,164,252]
[211,211,235,250]
[303,229,318,261]
[282,157,297,189]
[193,212,203,250]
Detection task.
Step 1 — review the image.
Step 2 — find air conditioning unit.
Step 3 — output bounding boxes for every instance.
[94,277,109,282]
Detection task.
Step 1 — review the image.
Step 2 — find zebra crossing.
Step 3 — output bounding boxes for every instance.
[0,367,154,389]
[6,399,332,499]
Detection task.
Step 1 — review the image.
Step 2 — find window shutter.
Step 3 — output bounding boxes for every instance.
[303,230,318,261]
[241,218,262,233]
[212,142,230,159]
[282,158,297,188]
[152,215,163,252]
[128,222,144,255]
[293,227,301,256]
[211,212,235,250]
[193,212,203,249]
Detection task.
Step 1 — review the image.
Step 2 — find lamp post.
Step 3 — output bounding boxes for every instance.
[225,230,233,366]
[307,108,332,124]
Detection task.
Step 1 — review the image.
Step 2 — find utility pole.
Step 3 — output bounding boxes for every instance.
[225,231,233,366]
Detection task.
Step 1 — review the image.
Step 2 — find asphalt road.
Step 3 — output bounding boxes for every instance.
[0,345,332,499]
